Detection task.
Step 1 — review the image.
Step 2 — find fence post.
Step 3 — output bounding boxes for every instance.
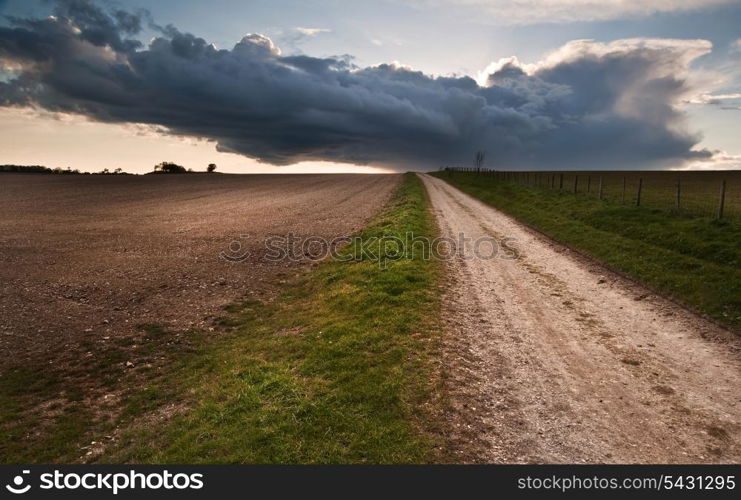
[551,174,555,189]
[718,180,726,219]
[636,178,643,207]
[622,177,626,204]
[675,178,681,212]
[574,175,578,194]
[587,176,591,193]
[559,174,564,190]
[598,176,603,200]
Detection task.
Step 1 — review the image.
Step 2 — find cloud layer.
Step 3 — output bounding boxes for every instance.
[0,0,714,170]
[414,0,733,25]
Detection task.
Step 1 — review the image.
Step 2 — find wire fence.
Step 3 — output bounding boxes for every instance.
[441,168,741,223]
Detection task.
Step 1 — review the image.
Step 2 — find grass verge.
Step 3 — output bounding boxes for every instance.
[94,172,443,463]
[432,171,741,330]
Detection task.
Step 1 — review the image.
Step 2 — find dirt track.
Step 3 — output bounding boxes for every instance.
[420,174,741,464]
[0,173,399,368]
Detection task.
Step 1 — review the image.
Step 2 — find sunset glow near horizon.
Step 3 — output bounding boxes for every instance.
[1,0,740,174]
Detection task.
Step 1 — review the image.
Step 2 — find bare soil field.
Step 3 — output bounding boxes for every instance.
[421,174,741,464]
[0,173,399,371]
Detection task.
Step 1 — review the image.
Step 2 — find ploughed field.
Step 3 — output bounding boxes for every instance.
[0,173,399,371]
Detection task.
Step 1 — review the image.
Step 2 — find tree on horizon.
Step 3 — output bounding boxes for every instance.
[154,161,187,173]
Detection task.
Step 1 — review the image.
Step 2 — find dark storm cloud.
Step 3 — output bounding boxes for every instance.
[0,0,713,169]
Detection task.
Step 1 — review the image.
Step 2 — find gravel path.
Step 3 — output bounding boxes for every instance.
[420,173,741,464]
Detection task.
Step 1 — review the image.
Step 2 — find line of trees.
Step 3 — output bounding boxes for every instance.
[3,162,219,175]
[0,165,130,175]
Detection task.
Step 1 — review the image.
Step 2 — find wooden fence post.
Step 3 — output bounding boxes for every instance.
[718,180,726,219]
[598,176,603,200]
[675,178,681,212]
[587,176,591,193]
[574,175,578,194]
[551,174,555,189]
[559,174,564,190]
[636,178,643,207]
[622,177,626,204]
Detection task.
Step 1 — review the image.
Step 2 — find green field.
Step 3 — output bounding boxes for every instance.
[432,170,741,331]
[0,173,444,464]
[446,169,741,223]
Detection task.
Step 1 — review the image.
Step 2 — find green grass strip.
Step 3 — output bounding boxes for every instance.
[432,171,741,330]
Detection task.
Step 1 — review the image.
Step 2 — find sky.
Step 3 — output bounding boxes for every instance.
[0,0,740,173]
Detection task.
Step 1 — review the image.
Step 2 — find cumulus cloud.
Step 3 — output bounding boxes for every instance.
[412,0,733,25]
[0,0,715,170]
